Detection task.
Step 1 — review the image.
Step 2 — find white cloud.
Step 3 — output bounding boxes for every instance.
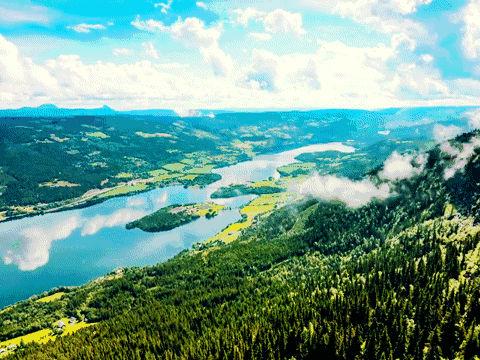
[196,1,208,10]
[67,23,108,34]
[154,0,173,15]
[244,49,279,91]
[441,136,480,179]
[81,208,147,236]
[232,7,265,27]
[420,54,434,63]
[167,17,221,48]
[200,46,233,76]
[302,0,431,50]
[379,151,425,181]
[294,174,391,208]
[465,109,480,129]
[292,146,431,208]
[433,124,463,142]
[378,130,391,135]
[459,0,480,59]
[142,41,160,59]
[0,4,52,25]
[2,216,81,271]
[249,32,272,41]
[233,8,305,36]
[113,48,132,57]
[0,33,477,111]
[132,17,232,76]
[263,9,306,36]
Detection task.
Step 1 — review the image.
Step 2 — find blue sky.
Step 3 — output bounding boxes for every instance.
[0,0,479,111]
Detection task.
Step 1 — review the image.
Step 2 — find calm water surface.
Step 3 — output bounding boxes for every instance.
[0,142,354,307]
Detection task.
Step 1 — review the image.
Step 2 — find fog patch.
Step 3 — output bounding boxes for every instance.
[433,124,463,142]
[379,151,426,181]
[294,174,391,208]
[465,109,480,129]
[441,136,480,179]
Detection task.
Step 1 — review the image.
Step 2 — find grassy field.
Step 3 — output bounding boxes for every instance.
[114,172,134,179]
[277,162,316,176]
[163,163,186,172]
[35,292,65,304]
[0,318,93,357]
[98,184,148,199]
[39,180,80,188]
[186,165,214,174]
[207,193,291,244]
[85,131,109,139]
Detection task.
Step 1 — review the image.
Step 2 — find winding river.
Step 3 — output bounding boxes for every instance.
[0,142,354,307]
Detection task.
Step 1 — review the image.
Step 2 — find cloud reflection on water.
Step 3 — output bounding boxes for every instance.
[1,206,147,271]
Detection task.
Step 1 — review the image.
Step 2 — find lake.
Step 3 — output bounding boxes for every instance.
[0,142,354,307]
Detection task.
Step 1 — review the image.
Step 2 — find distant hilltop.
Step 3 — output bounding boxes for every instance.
[0,104,180,118]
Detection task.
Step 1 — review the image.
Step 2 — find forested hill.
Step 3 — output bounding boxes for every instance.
[2,131,480,359]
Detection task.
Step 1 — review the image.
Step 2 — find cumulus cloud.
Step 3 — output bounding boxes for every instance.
[441,136,480,179]
[132,16,232,76]
[244,49,279,91]
[433,124,463,142]
[233,7,266,27]
[263,9,306,36]
[379,151,425,181]
[0,32,476,110]
[2,216,81,271]
[295,174,391,208]
[303,0,430,49]
[233,8,305,36]
[142,41,160,59]
[458,0,480,59]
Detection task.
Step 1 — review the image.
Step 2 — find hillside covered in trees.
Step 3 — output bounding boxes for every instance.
[1,131,479,359]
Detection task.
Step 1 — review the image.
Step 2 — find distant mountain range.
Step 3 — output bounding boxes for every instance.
[0,104,478,119]
[0,104,179,117]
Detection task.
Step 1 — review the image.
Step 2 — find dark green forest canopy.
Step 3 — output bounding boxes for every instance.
[2,131,479,359]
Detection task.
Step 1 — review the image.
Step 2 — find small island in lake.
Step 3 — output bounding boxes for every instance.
[126,203,225,232]
[210,182,283,199]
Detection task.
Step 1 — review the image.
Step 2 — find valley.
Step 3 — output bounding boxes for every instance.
[0,108,479,359]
